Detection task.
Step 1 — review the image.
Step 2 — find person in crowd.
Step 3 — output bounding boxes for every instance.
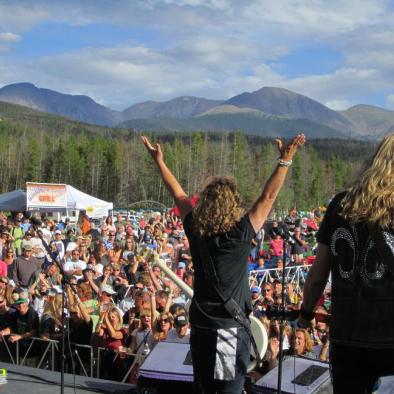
[300,133,394,393]
[166,313,190,343]
[29,272,51,318]
[3,247,15,279]
[77,264,100,302]
[97,306,126,350]
[40,293,63,340]
[251,286,263,308]
[5,295,40,366]
[261,282,275,308]
[290,227,307,263]
[152,311,174,343]
[63,248,87,281]
[268,220,285,239]
[122,286,145,328]
[269,234,284,259]
[11,218,24,257]
[175,261,186,279]
[176,235,192,264]
[13,244,42,288]
[0,276,10,303]
[127,308,155,383]
[0,295,16,362]
[52,230,65,260]
[97,283,117,322]
[122,238,136,260]
[284,207,299,233]
[0,231,13,260]
[79,210,91,236]
[0,255,7,278]
[265,328,316,371]
[105,216,116,233]
[141,133,305,393]
[96,241,110,267]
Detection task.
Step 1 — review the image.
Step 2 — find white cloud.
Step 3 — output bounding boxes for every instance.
[386,94,394,110]
[0,32,21,42]
[325,99,354,111]
[0,0,394,110]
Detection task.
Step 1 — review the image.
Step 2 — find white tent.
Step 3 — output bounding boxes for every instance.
[66,185,113,218]
[25,183,113,218]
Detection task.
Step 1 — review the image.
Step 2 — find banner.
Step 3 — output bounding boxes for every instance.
[26,182,67,209]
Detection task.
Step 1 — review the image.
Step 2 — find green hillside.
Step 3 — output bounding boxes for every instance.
[0,101,375,213]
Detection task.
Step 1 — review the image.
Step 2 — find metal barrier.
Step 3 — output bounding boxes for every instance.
[96,346,147,382]
[249,264,312,289]
[0,335,143,383]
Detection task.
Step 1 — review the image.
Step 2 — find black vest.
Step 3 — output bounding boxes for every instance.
[317,192,394,348]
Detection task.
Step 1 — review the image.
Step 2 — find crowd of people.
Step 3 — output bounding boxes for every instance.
[0,205,330,383]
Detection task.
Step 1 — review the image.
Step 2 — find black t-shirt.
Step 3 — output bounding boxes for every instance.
[14,307,39,335]
[317,191,394,348]
[184,212,255,329]
[0,308,16,330]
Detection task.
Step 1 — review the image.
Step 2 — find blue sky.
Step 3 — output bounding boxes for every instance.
[1,0,394,111]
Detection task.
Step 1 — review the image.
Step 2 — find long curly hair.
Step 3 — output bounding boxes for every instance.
[193,176,244,237]
[341,133,394,228]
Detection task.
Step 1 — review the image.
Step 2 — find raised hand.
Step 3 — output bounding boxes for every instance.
[275,133,306,161]
[141,136,163,162]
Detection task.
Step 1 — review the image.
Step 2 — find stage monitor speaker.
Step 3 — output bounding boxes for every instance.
[137,341,193,394]
[252,356,332,394]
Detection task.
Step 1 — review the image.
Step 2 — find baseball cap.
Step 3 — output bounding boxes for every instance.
[100,284,116,295]
[23,244,33,251]
[84,264,95,272]
[174,314,189,327]
[55,230,62,235]
[251,286,261,294]
[178,262,186,269]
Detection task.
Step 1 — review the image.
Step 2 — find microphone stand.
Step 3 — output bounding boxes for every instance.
[33,224,69,394]
[276,237,292,394]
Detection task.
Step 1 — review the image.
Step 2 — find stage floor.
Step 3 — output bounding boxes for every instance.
[0,362,136,393]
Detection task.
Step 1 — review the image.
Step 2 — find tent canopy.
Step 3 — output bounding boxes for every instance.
[66,185,113,218]
[0,189,27,212]
[0,185,113,218]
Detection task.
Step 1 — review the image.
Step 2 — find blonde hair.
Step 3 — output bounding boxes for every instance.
[193,176,244,237]
[107,307,123,331]
[341,133,394,228]
[43,294,63,320]
[294,328,314,353]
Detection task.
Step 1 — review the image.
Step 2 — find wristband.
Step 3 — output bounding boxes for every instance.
[277,157,293,167]
[300,305,315,321]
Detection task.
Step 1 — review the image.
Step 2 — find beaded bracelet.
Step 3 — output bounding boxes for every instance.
[278,157,293,167]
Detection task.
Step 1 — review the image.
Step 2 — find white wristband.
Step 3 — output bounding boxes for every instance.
[278,157,292,167]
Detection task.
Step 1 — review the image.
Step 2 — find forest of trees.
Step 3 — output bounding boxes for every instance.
[0,114,375,217]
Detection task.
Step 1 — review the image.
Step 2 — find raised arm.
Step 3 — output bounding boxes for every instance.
[299,243,331,324]
[141,136,192,221]
[248,133,306,232]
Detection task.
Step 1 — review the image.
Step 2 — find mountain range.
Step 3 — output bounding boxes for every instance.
[0,82,393,139]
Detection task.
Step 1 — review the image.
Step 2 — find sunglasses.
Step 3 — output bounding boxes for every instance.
[262,289,272,292]
[160,318,170,323]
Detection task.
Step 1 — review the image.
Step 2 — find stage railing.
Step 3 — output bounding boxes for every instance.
[0,335,143,382]
[249,264,312,288]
